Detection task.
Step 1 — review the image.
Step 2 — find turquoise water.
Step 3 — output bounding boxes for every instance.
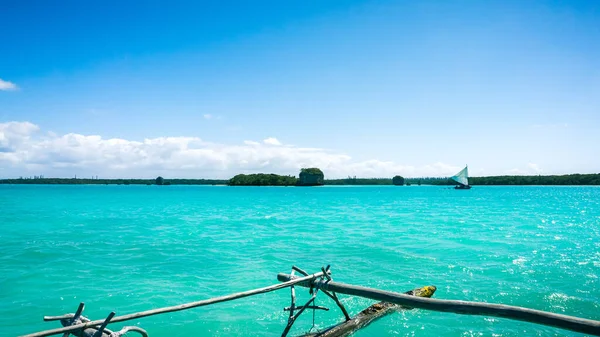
[1,185,599,337]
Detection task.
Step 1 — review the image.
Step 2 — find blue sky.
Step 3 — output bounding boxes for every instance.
[1,0,599,178]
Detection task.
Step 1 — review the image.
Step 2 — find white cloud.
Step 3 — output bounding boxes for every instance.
[0,121,461,179]
[263,137,282,146]
[203,114,212,120]
[0,121,39,152]
[0,79,18,91]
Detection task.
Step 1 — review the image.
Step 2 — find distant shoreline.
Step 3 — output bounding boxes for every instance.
[1,173,599,186]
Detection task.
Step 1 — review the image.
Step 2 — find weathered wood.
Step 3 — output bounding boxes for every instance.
[44,315,76,322]
[321,290,350,321]
[321,266,331,281]
[62,303,85,337]
[289,269,297,318]
[292,266,309,276]
[48,313,116,337]
[317,266,349,321]
[282,292,319,337]
[277,273,600,336]
[60,317,111,337]
[285,306,329,312]
[20,271,329,337]
[92,312,114,337]
[109,326,148,337]
[53,314,147,337]
[298,286,436,337]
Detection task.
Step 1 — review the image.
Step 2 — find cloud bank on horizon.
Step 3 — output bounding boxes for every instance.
[0,121,472,179]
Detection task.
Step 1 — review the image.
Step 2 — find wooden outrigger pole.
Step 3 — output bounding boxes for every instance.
[21,270,329,337]
[20,266,600,337]
[278,272,600,336]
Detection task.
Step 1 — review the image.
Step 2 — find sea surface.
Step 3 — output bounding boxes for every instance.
[1,185,599,337]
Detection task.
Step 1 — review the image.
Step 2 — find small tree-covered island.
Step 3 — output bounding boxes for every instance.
[228,173,298,186]
[392,175,405,186]
[227,168,325,186]
[298,168,325,186]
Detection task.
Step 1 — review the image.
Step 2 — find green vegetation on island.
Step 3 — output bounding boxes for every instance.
[403,174,600,186]
[325,177,392,185]
[0,177,228,185]
[228,173,298,186]
[392,175,405,186]
[470,174,600,185]
[404,177,448,185]
[298,168,324,186]
[227,168,324,186]
[2,172,599,186]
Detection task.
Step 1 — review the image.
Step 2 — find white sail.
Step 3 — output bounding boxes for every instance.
[451,166,469,186]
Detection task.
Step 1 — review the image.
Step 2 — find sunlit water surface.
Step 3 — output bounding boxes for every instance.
[1,185,598,336]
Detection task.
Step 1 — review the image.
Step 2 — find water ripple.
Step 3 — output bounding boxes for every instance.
[1,185,598,336]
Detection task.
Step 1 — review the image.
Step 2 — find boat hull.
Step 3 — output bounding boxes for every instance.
[454,185,471,189]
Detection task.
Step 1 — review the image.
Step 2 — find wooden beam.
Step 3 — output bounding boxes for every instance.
[20,271,329,337]
[277,273,600,336]
[299,286,435,337]
[321,290,350,321]
[284,306,329,312]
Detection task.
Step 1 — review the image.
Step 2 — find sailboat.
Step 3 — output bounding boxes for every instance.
[451,165,471,189]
